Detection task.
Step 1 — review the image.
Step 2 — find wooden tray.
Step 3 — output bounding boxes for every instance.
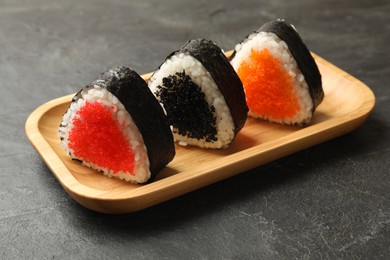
[25,53,375,214]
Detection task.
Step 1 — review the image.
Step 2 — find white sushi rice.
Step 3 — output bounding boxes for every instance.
[231,31,313,125]
[148,53,235,149]
[59,85,150,183]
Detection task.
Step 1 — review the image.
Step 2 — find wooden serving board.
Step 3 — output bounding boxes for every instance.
[25,53,375,214]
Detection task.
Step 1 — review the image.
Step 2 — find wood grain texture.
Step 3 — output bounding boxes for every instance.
[25,53,375,214]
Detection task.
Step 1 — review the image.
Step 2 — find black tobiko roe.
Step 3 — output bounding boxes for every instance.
[155,70,218,142]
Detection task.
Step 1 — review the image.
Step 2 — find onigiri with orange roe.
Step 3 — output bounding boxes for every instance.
[59,66,175,184]
[230,19,324,125]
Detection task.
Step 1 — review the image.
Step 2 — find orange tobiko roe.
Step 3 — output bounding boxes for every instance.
[237,48,300,119]
[68,101,135,175]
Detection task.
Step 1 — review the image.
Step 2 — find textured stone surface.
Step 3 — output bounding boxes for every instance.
[1,0,389,258]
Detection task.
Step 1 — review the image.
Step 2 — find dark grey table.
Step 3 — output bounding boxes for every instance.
[1,0,389,258]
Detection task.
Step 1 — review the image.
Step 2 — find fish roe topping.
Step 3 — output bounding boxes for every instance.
[68,101,135,174]
[237,48,300,119]
[155,70,218,142]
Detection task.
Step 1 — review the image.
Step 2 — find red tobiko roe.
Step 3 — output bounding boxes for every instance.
[68,101,135,175]
[237,48,300,119]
